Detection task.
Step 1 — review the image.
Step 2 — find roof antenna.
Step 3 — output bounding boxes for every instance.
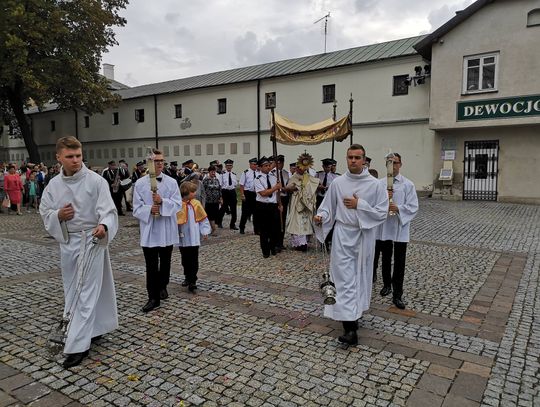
[314,12,331,53]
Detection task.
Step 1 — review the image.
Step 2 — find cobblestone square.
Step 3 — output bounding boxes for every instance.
[1,199,539,406]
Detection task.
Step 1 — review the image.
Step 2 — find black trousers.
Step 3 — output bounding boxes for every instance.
[111,190,124,214]
[142,246,173,301]
[219,189,237,227]
[378,240,408,299]
[239,190,257,232]
[256,202,280,256]
[179,246,199,285]
[277,195,289,248]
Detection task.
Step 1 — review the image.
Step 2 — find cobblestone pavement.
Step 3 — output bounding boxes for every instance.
[0,199,539,406]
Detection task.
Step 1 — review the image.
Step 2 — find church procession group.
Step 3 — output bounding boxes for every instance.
[39,135,418,369]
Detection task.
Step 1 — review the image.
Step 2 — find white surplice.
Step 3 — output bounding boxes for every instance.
[39,164,119,354]
[316,169,388,321]
[376,174,418,242]
[132,174,182,247]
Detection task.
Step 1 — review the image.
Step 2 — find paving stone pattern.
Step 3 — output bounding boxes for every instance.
[0,200,539,406]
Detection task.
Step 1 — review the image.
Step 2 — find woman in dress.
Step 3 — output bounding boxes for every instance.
[4,165,23,215]
[202,165,222,235]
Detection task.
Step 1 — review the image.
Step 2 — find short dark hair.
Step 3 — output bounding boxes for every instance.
[347,143,366,156]
[208,165,216,172]
[393,153,402,163]
[152,148,163,155]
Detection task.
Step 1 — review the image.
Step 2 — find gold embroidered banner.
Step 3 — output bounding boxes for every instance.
[272,112,352,145]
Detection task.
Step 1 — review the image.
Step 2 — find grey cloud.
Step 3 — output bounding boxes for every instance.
[354,0,379,13]
[164,12,180,24]
[427,1,474,31]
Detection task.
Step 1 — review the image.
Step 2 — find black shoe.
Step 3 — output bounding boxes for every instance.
[393,298,406,309]
[142,299,160,313]
[126,207,133,212]
[181,280,189,287]
[118,212,125,216]
[338,331,358,346]
[217,224,223,229]
[263,253,270,258]
[91,335,102,343]
[230,226,238,230]
[160,288,169,300]
[275,247,282,253]
[188,284,197,293]
[62,350,89,369]
[380,286,392,297]
[239,229,245,234]
[270,249,277,256]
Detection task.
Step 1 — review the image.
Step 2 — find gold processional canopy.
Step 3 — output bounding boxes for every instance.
[271,112,352,146]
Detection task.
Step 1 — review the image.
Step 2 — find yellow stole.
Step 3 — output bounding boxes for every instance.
[176,199,207,225]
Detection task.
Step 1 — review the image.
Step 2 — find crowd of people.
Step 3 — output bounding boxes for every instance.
[31,135,419,368]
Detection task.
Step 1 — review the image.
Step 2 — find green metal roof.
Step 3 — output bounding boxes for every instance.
[117,35,426,100]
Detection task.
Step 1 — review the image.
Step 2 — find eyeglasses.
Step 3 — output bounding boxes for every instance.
[153,159,165,163]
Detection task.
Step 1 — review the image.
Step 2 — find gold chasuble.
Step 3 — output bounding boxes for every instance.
[176,199,208,225]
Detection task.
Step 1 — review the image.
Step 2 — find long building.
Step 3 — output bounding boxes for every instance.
[2,0,539,203]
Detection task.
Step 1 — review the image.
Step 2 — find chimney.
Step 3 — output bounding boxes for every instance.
[103,63,115,80]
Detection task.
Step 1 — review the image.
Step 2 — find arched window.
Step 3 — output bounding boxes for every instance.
[527,9,540,27]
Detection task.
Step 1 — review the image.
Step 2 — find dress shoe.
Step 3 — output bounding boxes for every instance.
[337,331,358,346]
[142,299,160,313]
[263,253,270,258]
[239,229,245,234]
[160,288,169,300]
[217,224,223,229]
[270,249,277,256]
[230,226,239,230]
[91,335,102,343]
[275,247,282,253]
[181,280,189,287]
[380,286,392,297]
[393,298,406,309]
[62,350,89,369]
[188,284,197,293]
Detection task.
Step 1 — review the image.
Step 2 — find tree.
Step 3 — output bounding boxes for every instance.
[0,0,128,163]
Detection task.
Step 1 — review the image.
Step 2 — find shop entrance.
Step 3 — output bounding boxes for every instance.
[463,140,499,201]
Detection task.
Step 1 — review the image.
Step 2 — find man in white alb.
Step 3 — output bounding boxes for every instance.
[40,136,119,368]
[315,144,388,345]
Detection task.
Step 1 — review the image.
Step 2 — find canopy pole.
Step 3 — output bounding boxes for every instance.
[349,93,354,146]
[331,100,337,160]
[271,108,278,158]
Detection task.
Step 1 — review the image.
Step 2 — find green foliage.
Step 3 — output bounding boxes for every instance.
[0,0,128,161]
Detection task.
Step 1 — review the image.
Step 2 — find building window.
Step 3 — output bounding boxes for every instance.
[265,92,276,109]
[51,121,56,131]
[103,149,109,159]
[175,104,182,118]
[84,116,90,128]
[527,9,540,26]
[184,145,190,156]
[46,151,52,160]
[135,109,145,122]
[195,144,201,156]
[230,143,237,155]
[206,144,213,155]
[163,146,170,156]
[120,148,126,158]
[322,84,335,103]
[128,147,134,158]
[463,53,498,94]
[393,75,409,96]
[218,143,225,155]
[96,149,102,159]
[112,148,117,158]
[218,98,227,114]
[112,112,119,125]
[137,147,143,157]
[173,145,180,156]
[243,142,250,155]
[89,150,94,160]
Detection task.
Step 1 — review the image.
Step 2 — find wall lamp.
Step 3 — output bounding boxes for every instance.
[404,65,431,86]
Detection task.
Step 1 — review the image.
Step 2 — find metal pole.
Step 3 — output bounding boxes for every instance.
[257,80,261,158]
[154,95,159,148]
[271,108,278,158]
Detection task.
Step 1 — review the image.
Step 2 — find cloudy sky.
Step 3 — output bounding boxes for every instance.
[105,0,475,87]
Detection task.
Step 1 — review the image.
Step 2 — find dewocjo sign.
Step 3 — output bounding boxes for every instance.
[457,94,540,121]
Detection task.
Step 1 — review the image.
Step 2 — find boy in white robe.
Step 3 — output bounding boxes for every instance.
[176,181,211,292]
[133,149,182,313]
[315,144,388,346]
[375,153,418,309]
[40,136,119,369]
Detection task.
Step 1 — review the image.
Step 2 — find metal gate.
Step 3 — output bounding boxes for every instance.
[463,140,499,201]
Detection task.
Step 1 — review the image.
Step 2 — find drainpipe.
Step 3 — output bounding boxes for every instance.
[257,80,261,158]
[74,110,79,139]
